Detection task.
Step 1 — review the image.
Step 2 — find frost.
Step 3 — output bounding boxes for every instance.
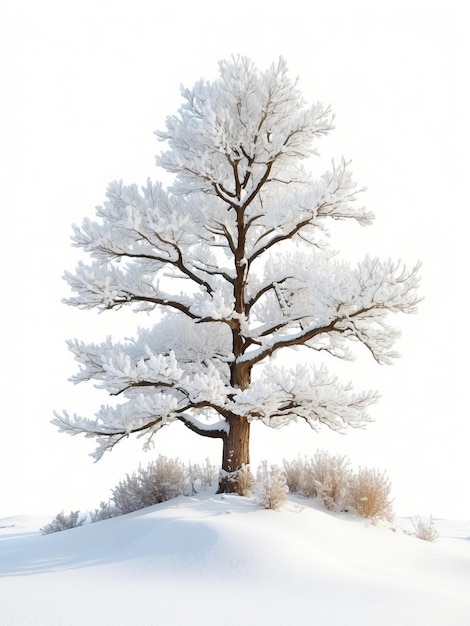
[231,363,378,430]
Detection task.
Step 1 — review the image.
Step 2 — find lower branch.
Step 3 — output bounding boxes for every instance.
[175,413,228,439]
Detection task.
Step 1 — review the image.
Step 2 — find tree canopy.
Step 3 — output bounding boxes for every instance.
[54,57,421,491]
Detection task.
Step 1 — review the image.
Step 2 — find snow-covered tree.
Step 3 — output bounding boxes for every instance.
[54,57,421,492]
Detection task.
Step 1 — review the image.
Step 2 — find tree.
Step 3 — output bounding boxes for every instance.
[53,57,421,492]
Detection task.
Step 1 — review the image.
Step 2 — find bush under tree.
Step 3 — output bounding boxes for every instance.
[283,453,394,521]
[348,467,394,521]
[41,453,397,533]
[303,451,351,510]
[255,461,289,510]
[111,455,186,515]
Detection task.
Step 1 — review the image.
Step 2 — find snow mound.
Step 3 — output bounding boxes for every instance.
[1,494,469,626]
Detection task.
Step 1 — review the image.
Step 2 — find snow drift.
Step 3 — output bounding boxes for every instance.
[1,494,469,626]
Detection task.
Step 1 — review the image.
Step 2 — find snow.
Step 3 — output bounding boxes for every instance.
[1,494,469,626]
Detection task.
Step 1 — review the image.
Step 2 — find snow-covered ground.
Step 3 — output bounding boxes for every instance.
[1,494,469,626]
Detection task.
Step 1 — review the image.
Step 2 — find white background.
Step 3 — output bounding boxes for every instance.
[0,0,468,518]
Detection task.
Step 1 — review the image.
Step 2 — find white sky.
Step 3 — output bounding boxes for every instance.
[0,0,468,518]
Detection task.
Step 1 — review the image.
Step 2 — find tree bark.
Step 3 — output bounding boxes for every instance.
[217,414,251,493]
[217,209,252,493]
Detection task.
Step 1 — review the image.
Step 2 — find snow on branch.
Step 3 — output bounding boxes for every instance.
[240,160,372,265]
[231,363,377,431]
[67,178,235,295]
[63,259,236,322]
[52,392,178,459]
[67,341,183,389]
[315,159,373,225]
[53,387,229,460]
[241,254,421,366]
[156,56,333,204]
[72,180,188,261]
[67,329,232,403]
[63,260,197,315]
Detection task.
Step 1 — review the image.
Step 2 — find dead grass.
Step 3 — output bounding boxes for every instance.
[349,467,394,521]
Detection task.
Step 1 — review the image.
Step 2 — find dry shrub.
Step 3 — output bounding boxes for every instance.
[111,455,186,515]
[45,457,220,530]
[185,461,201,495]
[411,515,439,542]
[186,458,218,494]
[255,461,288,510]
[198,457,218,488]
[349,467,393,521]
[235,464,254,496]
[303,451,351,510]
[40,510,87,535]
[90,500,116,522]
[283,457,305,494]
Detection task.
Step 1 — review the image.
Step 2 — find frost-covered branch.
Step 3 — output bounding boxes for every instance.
[241,256,421,366]
[231,363,378,431]
[63,261,197,316]
[175,413,228,439]
[248,160,372,264]
[157,57,333,204]
[53,392,229,461]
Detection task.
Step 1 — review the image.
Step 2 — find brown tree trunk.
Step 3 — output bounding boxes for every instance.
[217,247,252,492]
[217,414,251,493]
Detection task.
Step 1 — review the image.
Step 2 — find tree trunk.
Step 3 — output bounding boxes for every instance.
[217,291,252,493]
[217,414,251,493]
